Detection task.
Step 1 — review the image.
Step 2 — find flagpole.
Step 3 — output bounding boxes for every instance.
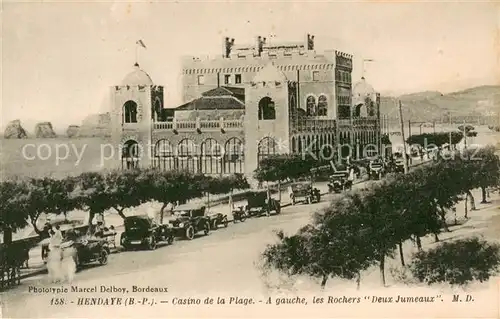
[135,44,138,65]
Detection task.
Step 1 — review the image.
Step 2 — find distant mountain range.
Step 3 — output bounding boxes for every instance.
[380,85,500,122]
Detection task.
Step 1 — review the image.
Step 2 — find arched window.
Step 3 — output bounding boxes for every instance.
[306,96,316,116]
[257,137,277,165]
[291,137,296,153]
[177,139,199,173]
[154,99,162,121]
[153,139,174,171]
[368,100,376,117]
[317,95,328,116]
[224,137,244,174]
[123,101,138,123]
[353,103,367,118]
[258,97,276,120]
[122,140,140,169]
[201,138,222,175]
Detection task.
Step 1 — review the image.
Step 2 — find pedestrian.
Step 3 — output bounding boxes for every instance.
[60,241,77,283]
[47,226,63,283]
[41,222,53,260]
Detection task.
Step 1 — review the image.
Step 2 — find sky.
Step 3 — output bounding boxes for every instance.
[2,1,499,132]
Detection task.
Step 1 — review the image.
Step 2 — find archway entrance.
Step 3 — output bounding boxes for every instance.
[122,140,140,169]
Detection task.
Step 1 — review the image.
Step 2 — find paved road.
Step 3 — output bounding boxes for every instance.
[3,187,348,318]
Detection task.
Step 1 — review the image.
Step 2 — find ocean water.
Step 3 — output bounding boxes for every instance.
[0,137,114,180]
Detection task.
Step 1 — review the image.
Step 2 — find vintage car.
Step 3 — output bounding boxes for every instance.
[244,190,281,217]
[368,159,385,180]
[289,181,321,205]
[43,234,110,270]
[389,153,406,174]
[327,172,352,193]
[168,204,211,240]
[120,215,174,250]
[231,206,247,223]
[204,206,229,230]
[70,237,110,269]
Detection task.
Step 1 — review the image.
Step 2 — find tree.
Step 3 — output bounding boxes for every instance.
[23,177,80,235]
[255,154,317,202]
[139,169,208,223]
[0,180,32,243]
[200,174,250,211]
[468,146,500,203]
[70,172,112,226]
[406,132,463,149]
[262,195,378,289]
[410,237,500,286]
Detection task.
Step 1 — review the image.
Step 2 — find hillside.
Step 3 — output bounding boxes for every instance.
[380,85,500,122]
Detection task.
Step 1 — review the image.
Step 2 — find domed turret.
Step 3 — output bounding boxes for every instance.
[352,77,376,106]
[121,63,153,86]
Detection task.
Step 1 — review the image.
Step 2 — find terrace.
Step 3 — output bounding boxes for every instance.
[153,118,243,132]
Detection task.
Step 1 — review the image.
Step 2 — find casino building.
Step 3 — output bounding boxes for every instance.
[110,34,382,177]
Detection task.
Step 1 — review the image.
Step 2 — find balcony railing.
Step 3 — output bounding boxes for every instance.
[153,117,378,133]
[337,118,378,129]
[293,119,337,133]
[153,118,244,132]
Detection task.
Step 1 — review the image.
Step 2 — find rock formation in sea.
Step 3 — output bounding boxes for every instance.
[34,122,57,138]
[66,125,80,138]
[76,112,111,137]
[4,119,28,139]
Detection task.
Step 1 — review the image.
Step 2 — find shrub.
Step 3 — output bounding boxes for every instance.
[410,237,500,286]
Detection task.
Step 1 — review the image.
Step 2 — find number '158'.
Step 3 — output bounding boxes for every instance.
[50,298,65,305]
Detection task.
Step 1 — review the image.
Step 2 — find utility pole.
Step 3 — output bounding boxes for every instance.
[448,113,452,149]
[408,120,412,138]
[398,100,409,174]
[462,119,467,150]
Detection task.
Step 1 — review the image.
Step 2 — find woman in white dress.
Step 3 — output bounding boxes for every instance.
[60,241,77,283]
[47,227,63,283]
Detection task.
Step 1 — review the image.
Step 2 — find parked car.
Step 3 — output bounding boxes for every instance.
[120,215,174,250]
[43,235,110,270]
[327,172,352,193]
[205,207,229,230]
[168,204,211,240]
[389,153,406,174]
[289,181,321,204]
[244,190,281,217]
[70,237,110,269]
[232,206,247,223]
[368,159,385,180]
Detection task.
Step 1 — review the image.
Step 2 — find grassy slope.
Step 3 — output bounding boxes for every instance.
[380,85,500,121]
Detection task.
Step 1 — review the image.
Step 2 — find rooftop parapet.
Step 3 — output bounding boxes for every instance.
[182,49,337,65]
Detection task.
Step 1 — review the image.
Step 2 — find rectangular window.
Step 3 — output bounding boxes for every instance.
[235,74,242,84]
[224,74,231,84]
[197,75,205,85]
[312,71,319,81]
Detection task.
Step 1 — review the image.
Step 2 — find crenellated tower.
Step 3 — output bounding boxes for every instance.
[110,63,164,169]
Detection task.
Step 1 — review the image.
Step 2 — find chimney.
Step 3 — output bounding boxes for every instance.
[224,37,235,58]
[307,34,315,50]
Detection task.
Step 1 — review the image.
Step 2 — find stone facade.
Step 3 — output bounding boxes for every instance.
[110,36,382,176]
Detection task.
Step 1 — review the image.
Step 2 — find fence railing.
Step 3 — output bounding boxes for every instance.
[154,118,244,132]
[154,117,380,133]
